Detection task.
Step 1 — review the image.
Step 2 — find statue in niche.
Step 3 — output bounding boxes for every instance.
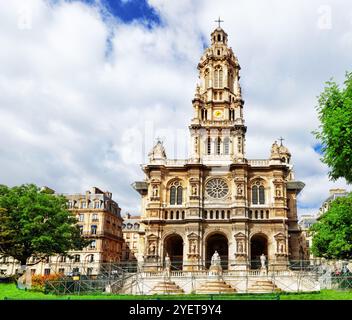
[211,251,221,266]
[276,187,281,197]
[260,253,266,268]
[192,184,198,196]
[164,253,171,269]
[237,184,243,196]
[190,240,197,253]
[152,185,159,197]
[279,243,284,253]
[148,241,156,255]
[164,253,171,279]
[237,241,244,253]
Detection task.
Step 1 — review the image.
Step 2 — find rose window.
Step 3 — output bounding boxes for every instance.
[205,178,229,199]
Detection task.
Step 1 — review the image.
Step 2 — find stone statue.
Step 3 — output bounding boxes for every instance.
[211,250,221,266]
[190,240,197,253]
[164,253,171,269]
[152,185,159,197]
[164,253,171,279]
[148,242,156,255]
[192,185,198,196]
[237,241,243,253]
[148,139,167,162]
[276,187,281,197]
[237,184,243,196]
[270,141,281,160]
[260,253,266,268]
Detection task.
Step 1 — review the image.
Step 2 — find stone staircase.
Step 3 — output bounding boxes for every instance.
[196,280,236,294]
[149,280,184,294]
[247,279,282,293]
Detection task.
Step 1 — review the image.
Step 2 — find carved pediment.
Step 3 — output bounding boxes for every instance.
[234,232,246,239]
[274,232,286,240]
[147,234,158,240]
[187,232,199,239]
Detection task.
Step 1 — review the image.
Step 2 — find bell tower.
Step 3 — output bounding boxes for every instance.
[190,22,246,165]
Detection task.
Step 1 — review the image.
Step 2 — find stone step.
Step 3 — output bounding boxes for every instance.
[196,280,236,294]
[149,281,184,295]
[247,280,282,293]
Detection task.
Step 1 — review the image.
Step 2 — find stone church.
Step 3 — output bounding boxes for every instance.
[133,26,307,271]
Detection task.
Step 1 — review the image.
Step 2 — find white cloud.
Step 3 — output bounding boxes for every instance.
[0,0,351,215]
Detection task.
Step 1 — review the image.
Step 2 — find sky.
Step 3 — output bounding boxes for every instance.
[0,0,351,216]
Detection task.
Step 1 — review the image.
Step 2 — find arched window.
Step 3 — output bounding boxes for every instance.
[201,108,207,120]
[214,67,223,88]
[259,186,265,204]
[238,136,242,153]
[252,182,265,205]
[177,186,183,205]
[170,186,176,205]
[224,137,229,155]
[170,182,183,205]
[217,34,221,41]
[216,137,221,155]
[204,69,210,89]
[207,137,211,155]
[252,186,258,204]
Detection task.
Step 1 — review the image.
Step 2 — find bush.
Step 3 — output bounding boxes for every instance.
[31,274,64,292]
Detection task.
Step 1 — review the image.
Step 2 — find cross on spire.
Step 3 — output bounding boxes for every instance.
[215,17,224,28]
[279,137,285,146]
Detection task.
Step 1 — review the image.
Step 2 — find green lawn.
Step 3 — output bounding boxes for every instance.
[1,283,352,300]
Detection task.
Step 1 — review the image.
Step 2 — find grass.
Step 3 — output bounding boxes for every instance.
[1,283,352,300]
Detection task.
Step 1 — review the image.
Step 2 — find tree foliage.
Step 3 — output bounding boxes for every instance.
[314,71,352,183]
[0,184,90,265]
[310,193,352,259]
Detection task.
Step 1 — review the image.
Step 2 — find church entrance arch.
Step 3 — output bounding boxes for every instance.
[164,234,183,270]
[205,233,228,270]
[250,233,268,269]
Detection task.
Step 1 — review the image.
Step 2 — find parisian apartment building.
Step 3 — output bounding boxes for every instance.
[0,187,124,277]
[121,213,145,262]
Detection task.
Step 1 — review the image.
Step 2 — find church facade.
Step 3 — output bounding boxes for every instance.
[133,26,307,271]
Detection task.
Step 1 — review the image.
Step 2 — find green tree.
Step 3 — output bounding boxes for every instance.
[314,71,352,183]
[310,193,352,259]
[0,184,90,266]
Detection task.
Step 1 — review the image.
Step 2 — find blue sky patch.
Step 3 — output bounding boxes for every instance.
[79,0,161,27]
[313,143,324,155]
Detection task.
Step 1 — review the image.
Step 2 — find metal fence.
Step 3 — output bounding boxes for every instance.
[41,259,352,295]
